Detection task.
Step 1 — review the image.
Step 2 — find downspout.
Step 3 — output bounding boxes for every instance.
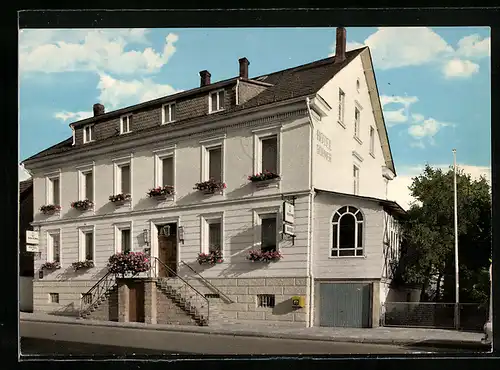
[235,79,240,106]
[305,97,315,327]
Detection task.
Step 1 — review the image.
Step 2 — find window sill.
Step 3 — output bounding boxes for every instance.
[83,140,95,144]
[353,136,363,145]
[252,178,281,189]
[161,120,176,125]
[209,108,225,114]
[337,120,346,129]
[120,131,132,135]
[328,255,366,259]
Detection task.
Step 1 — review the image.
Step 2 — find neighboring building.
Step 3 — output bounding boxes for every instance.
[22,28,405,328]
[19,178,34,312]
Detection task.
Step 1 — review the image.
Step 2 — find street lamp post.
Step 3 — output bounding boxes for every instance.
[452,149,460,330]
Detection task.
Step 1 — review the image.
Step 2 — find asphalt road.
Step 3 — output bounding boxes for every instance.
[20,321,412,356]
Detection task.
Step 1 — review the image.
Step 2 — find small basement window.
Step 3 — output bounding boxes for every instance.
[49,293,59,303]
[257,294,275,308]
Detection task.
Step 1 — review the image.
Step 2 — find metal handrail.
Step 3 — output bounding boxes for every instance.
[150,256,209,322]
[180,260,234,303]
[80,270,116,315]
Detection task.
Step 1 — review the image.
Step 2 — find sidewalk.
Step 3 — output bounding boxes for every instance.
[20,312,489,350]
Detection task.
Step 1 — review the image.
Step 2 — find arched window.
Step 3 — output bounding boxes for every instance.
[331,206,364,257]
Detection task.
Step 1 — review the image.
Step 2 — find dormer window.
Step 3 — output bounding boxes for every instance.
[83,124,94,144]
[120,115,132,134]
[209,90,225,113]
[162,103,176,124]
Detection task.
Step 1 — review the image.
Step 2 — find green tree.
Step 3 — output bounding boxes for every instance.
[398,164,491,303]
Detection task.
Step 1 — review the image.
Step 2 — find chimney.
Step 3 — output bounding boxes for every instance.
[334,27,346,64]
[239,57,250,79]
[200,70,211,87]
[93,103,105,116]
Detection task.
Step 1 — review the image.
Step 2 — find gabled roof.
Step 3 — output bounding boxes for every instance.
[315,188,407,218]
[23,47,368,164]
[19,178,33,199]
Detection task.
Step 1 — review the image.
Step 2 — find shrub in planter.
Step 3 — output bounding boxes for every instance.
[246,250,283,263]
[40,204,61,214]
[147,185,175,198]
[107,252,150,277]
[71,199,94,211]
[197,250,224,265]
[109,193,131,203]
[193,179,226,193]
[41,261,61,270]
[72,260,94,271]
[248,170,280,182]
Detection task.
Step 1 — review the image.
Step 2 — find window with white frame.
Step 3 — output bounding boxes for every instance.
[338,88,345,125]
[113,157,132,196]
[208,146,223,182]
[161,157,174,186]
[260,214,278,252]
[46,174,60,205]
[354,106,361,139]
[78,166,94,201]
[209,90,225,113]
[331,206,364,257]
[369,126,375,156]
[83,124,94,143]
[79,226,95,261]
[201,214,223,254]
[261,135,278,174]
[162,103,176,124]
[253,127,281,176]
[353,165,360,195]
[120,115,132,134]
[47,231,61,263]
[114,223,132,254]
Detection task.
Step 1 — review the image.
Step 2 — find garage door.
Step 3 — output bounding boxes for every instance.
[319,282,372,328]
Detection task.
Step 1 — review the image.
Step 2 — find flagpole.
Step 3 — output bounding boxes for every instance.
[452,148,460,330]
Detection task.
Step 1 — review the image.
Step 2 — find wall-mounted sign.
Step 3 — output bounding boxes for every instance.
[26,230,39,245]
[26,244,39,253]
[283,223,295,237]
[283,202,295,224]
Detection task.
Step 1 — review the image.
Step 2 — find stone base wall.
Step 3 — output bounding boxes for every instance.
[32,280,97,316]
[155,286,198,325]
[179,277,309,326]
[86,287,118,321]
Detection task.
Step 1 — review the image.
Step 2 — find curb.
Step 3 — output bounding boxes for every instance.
[20,316,488,350]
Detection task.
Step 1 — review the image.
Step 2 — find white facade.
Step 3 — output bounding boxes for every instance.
[24,49,403,327]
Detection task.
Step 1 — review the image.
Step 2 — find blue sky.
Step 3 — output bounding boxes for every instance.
[19,27,491,208]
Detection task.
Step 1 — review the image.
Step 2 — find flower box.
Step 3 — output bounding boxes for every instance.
[71,199,94,211]
[147,186,175,200]
[194,179,226,194]
[109,193,131,206]
[246,250,283,263]
[107,252,150,277]
[40,204,61,215]
[197,250,224,265]
[248,171,280,182]
[41,261,61,270]
[72,260,94,271]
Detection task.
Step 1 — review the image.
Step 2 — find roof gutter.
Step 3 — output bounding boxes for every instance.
[305,96,315,328]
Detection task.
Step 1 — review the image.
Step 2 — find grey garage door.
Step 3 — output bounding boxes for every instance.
[319,283,372,328]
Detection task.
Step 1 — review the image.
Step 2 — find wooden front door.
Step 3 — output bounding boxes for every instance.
[128,281,145,323]
[158,234,177,278]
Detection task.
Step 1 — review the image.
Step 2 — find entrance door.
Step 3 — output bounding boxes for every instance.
[319,282,372,328]
[158,225,177,278]
[128,281,145,323]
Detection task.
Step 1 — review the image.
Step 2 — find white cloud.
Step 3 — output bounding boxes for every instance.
[19,29,179,75]
[54,111,92,122]
[456,34,490,58]
[387,164,491,210]
[443,59,480,78]
[346,41,365,51]
[408,117,450,139]
[97,73,179,109]
[334,27,489,79]
[380,95,419,108]
[384,109,408,125]
[19,164,31,182]
[411,113,425,122]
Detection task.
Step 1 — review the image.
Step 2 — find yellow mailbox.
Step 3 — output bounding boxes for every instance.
[291,295,305,308]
